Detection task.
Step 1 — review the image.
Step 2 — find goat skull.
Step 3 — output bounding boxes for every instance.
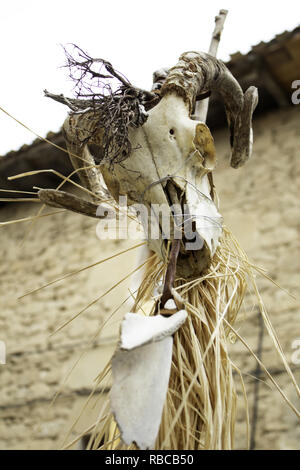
[99,52,258,278]
[100,92,221,278]
[46,51,257,280]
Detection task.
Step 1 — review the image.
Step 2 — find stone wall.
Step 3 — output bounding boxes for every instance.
[0,104,299,449]
[0,202,137,449]
[214,104,300,450]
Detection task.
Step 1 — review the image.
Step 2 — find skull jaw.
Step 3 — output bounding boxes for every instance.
[146,180,222,280]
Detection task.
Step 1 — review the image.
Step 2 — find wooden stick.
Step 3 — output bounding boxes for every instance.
[208,9,228,56]
[156,10,228,313]
[159,238,181,310]
[156,182,183,312]
[38,188,111,219]
[195,9,228,122]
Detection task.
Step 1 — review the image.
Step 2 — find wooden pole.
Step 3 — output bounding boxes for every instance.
[157,9,229,312]
[195,9,228,122]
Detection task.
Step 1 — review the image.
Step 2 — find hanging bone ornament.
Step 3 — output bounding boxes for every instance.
[41,47,258,450]
[111,309,187,450]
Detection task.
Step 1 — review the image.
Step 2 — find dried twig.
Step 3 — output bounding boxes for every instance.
[156,11,228,312]
[195,9,228,121]
[38,188,110,219]
[45,45,159,167]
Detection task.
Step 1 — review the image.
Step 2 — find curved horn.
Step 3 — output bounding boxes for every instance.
[160,51,258,168]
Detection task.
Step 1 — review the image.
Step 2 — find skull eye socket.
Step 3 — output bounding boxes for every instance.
[169,128,175,135]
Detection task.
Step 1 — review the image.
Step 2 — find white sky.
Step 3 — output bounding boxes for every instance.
[0,0,299,155]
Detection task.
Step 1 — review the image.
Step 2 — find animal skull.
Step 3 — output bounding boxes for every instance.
[43,51,258,280]
[99,52,258,278]
[100,92,222,278]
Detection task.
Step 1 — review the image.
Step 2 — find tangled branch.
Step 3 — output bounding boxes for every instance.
[45,44,160,165]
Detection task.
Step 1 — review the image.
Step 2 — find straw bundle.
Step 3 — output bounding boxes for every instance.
[80,227,252,450]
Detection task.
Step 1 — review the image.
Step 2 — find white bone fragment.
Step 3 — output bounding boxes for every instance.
[111,309,187,448]
[171,288,185,307]
[120,310,187,350]
[163,299,177,310]
[111,337,173,449]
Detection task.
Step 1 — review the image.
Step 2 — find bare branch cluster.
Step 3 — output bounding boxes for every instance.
[45,44,159,166]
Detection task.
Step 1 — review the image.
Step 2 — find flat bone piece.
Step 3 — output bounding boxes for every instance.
[111,309,187,449]
[111,337,173,449]
[120,310,187,350]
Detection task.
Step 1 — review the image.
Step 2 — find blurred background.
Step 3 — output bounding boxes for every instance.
[0,1,299,450]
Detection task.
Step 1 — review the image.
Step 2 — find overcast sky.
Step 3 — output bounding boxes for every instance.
[0,0,299,155]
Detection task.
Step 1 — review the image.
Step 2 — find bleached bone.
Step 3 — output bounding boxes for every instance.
[120,310,187,350]
[111,338,173,450]
[111,310,187,449]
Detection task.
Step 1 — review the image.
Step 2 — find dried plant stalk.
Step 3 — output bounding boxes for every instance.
[195,8,228,121]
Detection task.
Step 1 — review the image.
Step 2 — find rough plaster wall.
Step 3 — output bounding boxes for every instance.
[213,104,300,450]
[0,105,299,449]
[0,203,137,449]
